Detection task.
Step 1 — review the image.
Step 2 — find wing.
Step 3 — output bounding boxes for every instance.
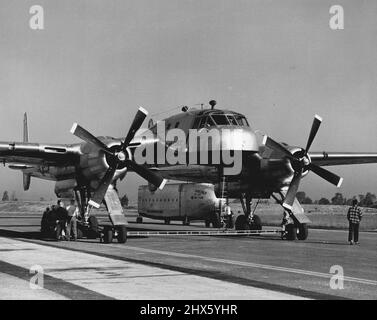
[309,152,377,166]
[0,141,80,166]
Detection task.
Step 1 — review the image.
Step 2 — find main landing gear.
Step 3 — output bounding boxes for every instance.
[235,194,263,231]
[282,220,308,240]
[101,225,127,244]
[271,192,309,241]
[236,192,308,240]
[74,185,128,244]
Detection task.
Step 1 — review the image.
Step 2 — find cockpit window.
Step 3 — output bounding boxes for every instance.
[197,116,215,128]
[195,113,249,128]
[226,115,238,126]
[211,114,229,126]
[205,117,215,127]
[235,115,249,127]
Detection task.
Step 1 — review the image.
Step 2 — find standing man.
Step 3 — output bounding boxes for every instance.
[347,199,363,245]
[56,200,69,241]
[66,199,78,241]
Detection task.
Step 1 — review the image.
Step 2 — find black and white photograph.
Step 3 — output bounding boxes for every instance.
[0,0,376,304]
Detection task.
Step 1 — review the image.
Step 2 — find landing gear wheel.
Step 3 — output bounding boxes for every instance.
[286,224,297,240]
[211,215,221,228]
[205,220,210,228]
[103,227,113,243]
[136,216,143,224]
[87,216,99,239]
[164,218,170,225]
[235,215,250,230]
[249,215,262,231]
[225,216,235,229]
[297,223,308,240]
[76,227,84,239]
[116,225,127,243]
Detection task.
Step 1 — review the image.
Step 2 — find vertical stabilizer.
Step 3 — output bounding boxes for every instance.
[23,112,28,142]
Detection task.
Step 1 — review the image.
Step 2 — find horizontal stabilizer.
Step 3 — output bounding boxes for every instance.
[8,164,34,170]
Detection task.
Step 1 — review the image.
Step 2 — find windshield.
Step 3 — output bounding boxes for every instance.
[235,115,249,127]
[195,113,250,128]
[211,114,230,126]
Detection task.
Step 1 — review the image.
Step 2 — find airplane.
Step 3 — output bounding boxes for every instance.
[1,100,377,242]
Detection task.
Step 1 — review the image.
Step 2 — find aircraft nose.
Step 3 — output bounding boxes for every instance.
[220,127,259,152]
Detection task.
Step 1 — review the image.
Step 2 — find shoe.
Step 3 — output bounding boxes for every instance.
[349,241,354,245]
[355,242,359,245]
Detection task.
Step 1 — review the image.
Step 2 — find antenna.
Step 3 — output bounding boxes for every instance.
[209,100,217,110]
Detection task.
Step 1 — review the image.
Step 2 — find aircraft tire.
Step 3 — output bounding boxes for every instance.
[103,227,113,243]
[117,225,127,243]
[136,216,143,224]
[235,215,250,230]
[164,218,170,225]
[205,220,211,228]
[211,216,221,228]
[225,216,235,229]
[286,224,297,240]
[76,226,84,239]
[249,215,262,231]
[87,216,99,239]
[297,223,308,240]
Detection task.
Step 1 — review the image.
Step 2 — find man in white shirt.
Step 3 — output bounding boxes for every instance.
[66,199,79,241]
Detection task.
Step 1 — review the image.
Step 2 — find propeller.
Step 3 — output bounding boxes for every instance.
[71,107,167,208]
[263,115,343,210]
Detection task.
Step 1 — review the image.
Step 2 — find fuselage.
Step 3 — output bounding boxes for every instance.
[18,107,298,198]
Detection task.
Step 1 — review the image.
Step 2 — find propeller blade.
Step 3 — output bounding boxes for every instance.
[305,115,322,153]
[88,166,117,208]
[70,123,113,155]
[121,107,148,152]
[126,160,167,190]
[283,169,303,210]
[309,163,343,187]
[262,136,296,160]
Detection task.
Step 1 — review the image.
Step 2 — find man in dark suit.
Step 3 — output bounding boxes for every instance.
[56,200,69,241]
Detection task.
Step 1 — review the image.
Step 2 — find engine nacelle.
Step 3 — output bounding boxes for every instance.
[77,138,129,187]
[54,179,77,198]
[261,145,309,188]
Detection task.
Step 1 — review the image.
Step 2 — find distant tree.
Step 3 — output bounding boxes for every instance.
[346,197,357,206]
[296,192,306,203]
[303,197,313,204]
[359,192,376,207]
[319,197,330,205]
[2,191,9,201]
[331,193,345,205]
[120,194,129,208]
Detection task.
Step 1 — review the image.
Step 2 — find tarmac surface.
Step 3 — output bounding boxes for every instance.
[0,210,376,300]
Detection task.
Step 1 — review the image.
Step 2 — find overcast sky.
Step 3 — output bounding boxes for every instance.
[0,0,376,201]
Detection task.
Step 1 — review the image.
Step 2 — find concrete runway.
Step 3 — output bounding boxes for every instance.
[0,211,376,300]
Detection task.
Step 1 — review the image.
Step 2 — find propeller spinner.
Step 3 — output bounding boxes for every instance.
[70,107,167,208]
[263,115,343,210]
